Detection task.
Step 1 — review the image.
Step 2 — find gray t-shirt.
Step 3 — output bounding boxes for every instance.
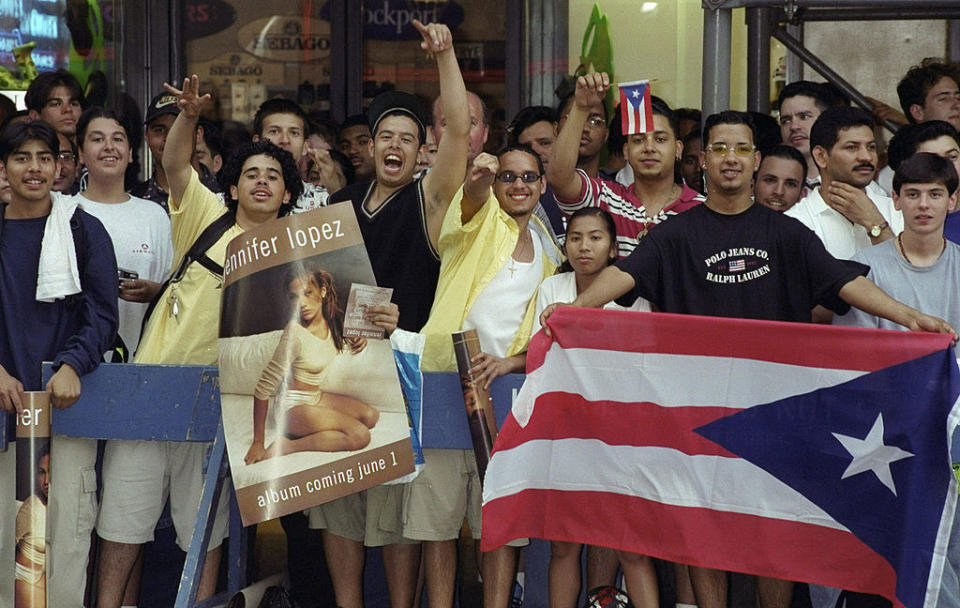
[833,238,960,331]
[833,238,960,608]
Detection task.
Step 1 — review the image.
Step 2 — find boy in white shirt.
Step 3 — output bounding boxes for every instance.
[73,106,173,356]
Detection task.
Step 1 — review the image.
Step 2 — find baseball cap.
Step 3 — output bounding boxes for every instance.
[368,91,428,144]
[144,91,180,125]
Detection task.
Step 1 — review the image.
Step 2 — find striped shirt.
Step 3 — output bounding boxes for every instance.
[556,169,704,257]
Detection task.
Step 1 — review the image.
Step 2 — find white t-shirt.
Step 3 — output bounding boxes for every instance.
[74,193,173,354]
[463,228,544,357]
[874,169,894,198]
[784,185,903,260]
[532,271,651,335]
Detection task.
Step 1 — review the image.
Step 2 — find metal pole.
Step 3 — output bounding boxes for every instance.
[702,8,732,121]
[330,1,363,122]
[746,7,772,114]
[799,8,960,20]
[784,22,803,84]
[772,26,901,133]
[506,0,523,121]
[345,2,364,117]
[329,1,347,122]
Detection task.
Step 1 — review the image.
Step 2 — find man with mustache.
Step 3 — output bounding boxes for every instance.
[786,106,902,261]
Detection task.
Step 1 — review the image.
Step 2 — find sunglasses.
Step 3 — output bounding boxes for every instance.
[495,171,541,184]
[707,143,756,157]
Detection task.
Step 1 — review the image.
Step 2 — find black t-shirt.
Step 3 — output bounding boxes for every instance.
[329,179,440,332]
[615,203,869,322]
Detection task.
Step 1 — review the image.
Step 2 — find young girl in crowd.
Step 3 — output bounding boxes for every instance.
[245,262,380,463]
[535,207,656,608]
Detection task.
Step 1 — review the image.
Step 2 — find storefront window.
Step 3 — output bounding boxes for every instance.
[184,0,331,125]
[0,0,122,109]
[183,0,507,147]
[361,0,507,150]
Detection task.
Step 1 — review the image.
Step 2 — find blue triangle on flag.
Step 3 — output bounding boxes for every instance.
[621,82,647,107]
[694,349,959,608]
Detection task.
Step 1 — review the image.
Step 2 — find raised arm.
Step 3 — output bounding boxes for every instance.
[419,19,470,247]
[460,152,498,223]
[161,75,211,210]
[547,72,609,202]
[302,146,347,193]
[838,275,956,336]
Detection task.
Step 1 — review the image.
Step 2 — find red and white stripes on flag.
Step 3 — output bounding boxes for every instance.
[480,307,959,608]
[619,80,654,135]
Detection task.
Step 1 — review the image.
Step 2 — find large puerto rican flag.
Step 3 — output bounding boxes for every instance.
[481,308,960,608]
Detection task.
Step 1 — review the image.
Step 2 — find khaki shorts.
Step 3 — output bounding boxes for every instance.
[401,449,528,547]
[402,449,482,541]
[307,484,416,546]
[97,440,229,551]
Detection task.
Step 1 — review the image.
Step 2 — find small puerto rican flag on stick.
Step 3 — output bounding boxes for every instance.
[619,80,654,135]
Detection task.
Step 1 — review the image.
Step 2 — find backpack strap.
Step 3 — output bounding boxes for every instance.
[169,210,236,283]
[70,207,85,276]
[141,210,236,329]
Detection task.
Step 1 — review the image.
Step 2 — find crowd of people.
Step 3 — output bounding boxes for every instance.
[1,17,960,608]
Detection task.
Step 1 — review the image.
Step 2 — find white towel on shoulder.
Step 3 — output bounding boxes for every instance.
[35,192,82,302]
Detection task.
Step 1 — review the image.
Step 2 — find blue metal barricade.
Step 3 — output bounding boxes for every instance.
[0,364,524,608]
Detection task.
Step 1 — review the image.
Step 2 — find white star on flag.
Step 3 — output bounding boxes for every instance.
[832,413,913,495]
[632,90,640,98]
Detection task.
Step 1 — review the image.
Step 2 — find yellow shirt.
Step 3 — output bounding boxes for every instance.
[135,170,242,365]
[420,187,561,372]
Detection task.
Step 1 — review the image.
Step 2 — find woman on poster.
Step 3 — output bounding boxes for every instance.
[15,446,49,608]
[244,262,397,463]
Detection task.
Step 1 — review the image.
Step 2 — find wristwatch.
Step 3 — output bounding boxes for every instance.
[868,221,889,238]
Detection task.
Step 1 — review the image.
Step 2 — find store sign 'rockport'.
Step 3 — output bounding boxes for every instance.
[319,0,464,40]
[238,17,331,62]
[364,0,465,38]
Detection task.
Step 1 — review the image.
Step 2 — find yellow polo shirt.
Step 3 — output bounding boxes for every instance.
[420,187,561,372]
[135,170,242,365]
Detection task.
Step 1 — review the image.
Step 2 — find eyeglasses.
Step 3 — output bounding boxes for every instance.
[58,152,76,163]
[495,171,541,184]
[708,143,756,157]
[561,114,607,128]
